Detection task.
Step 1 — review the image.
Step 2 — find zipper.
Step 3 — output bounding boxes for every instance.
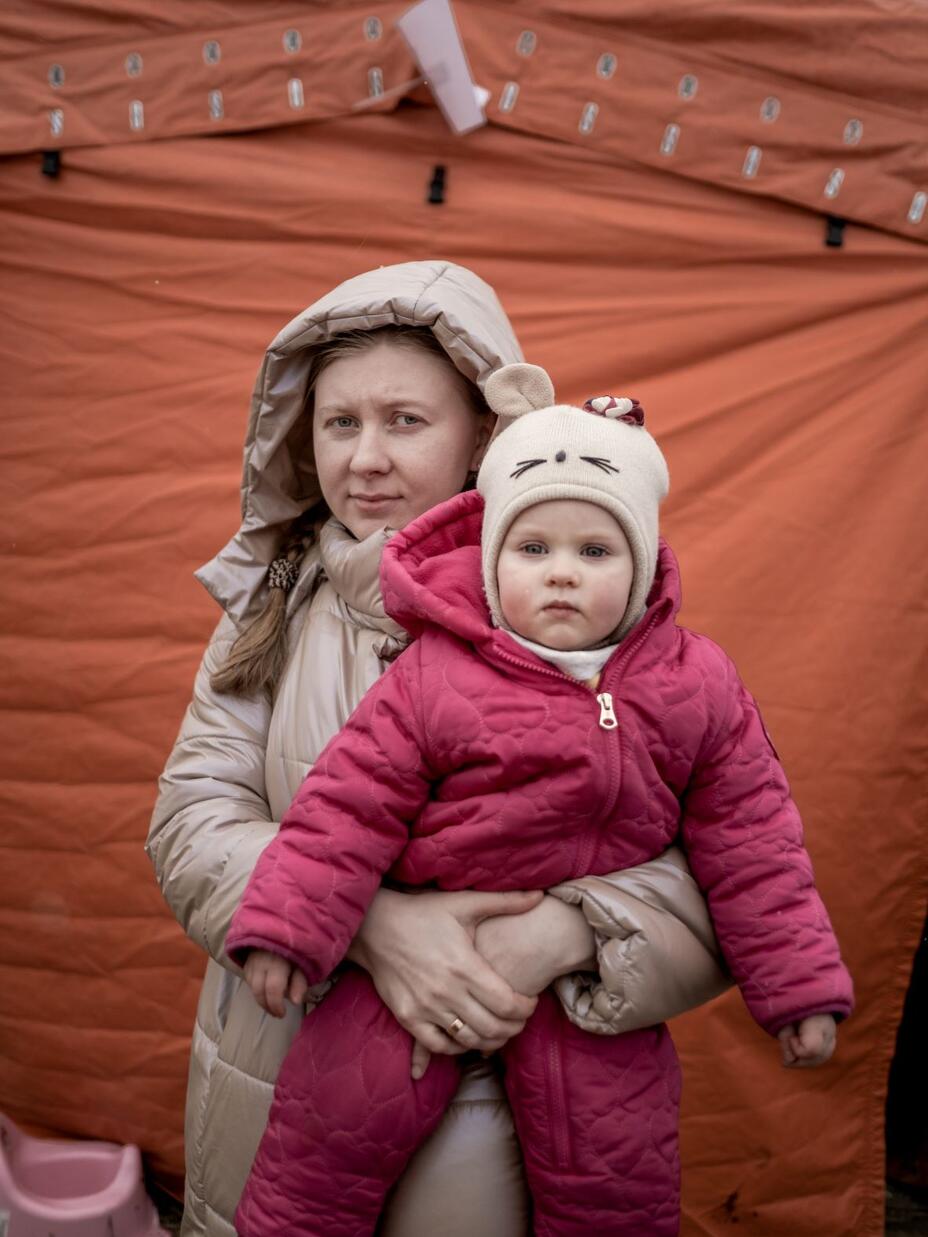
[493,609,665,872]
[581,609,665,873]
[546,1013,572,1170]
[596,692,618,729]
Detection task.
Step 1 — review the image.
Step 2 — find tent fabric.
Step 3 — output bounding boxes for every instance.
[2,3,926,240]
[0,3,926,1234]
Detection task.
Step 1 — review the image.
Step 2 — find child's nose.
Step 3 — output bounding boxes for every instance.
[546,554,579,585]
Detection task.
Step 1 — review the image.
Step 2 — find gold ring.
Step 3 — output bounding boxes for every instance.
[447,1017,466,1037]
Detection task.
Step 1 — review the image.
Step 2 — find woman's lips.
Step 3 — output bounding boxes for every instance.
[350,494,400,509]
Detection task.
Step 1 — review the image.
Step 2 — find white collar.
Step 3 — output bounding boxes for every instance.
[506,631,619,681]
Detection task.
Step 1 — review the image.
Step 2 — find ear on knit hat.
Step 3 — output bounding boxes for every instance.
[485,363,556,419]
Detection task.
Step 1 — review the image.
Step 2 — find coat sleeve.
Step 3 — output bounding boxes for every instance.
[680,647,854,1036]
[146,614,281,971]
[549,846,732,1035]
[225,643,433,985]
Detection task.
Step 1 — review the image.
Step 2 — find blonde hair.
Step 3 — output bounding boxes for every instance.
[211,325,487,697]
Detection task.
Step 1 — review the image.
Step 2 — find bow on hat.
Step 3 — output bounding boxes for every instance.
[583,396,645,426]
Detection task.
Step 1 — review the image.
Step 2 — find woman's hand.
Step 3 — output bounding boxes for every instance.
[346,887,544,1074]
[475,895,597,998]
[243,949,310,1018]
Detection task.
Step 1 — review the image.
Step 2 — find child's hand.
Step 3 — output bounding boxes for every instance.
[778,1014,837,1068]
[243,949,309,1018]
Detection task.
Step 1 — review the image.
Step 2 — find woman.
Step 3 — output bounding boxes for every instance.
[148,261,728,1237]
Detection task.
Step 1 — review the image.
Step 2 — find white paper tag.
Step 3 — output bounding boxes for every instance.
[397,0,487,134]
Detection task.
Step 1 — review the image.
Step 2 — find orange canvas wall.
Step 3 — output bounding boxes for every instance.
[1,4,926,1233]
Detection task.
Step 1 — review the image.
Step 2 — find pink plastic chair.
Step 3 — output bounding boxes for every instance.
[0,1112,170,1237]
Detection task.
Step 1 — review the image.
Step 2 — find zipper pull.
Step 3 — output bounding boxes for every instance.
[596,692,618,730]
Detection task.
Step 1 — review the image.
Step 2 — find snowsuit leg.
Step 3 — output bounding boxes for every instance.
[235,967,461,1237]
[499,991,681,1237]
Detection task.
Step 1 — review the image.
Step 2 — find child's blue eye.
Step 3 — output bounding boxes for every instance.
[582,545,609,558]
[520,542,546,555]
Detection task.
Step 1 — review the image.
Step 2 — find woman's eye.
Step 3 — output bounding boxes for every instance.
[329,415,357,430]
[393,413,423,427]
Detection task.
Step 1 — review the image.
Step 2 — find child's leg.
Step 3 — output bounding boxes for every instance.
[500,991,681,1237]
[235,966,460,1237]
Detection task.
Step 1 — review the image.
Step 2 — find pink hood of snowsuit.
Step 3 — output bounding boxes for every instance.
[228,488,853,1038]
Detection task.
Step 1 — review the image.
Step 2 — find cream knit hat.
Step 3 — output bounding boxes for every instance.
[477,362,670,642]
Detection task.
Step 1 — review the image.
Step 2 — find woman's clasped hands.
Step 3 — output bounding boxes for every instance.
[240,888,543,1042]
[243,885,597,1082]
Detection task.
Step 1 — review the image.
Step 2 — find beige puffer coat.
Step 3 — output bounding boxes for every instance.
[147,262,729,1237]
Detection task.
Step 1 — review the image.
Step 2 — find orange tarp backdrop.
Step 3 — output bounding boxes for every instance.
[1,4,926,1234]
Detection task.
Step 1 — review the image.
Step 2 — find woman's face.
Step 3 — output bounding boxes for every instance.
[312,339,490,539]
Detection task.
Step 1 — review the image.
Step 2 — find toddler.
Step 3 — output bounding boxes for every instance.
[226,363,853,1237]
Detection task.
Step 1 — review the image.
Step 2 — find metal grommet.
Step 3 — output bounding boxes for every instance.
[48,108,64,137]
[364,16,383,41]
[129,100,145,131]
[498,81,519,113]
[742,146,762,178]
[125,52,143,78]
[48,64,65,88]
[678,73,698,100]
[660,123,680,156]
[208,89,224,120]
[516,30,536,57]
[368,67,384,98]
[843,118,863,146]
[907,191,926,225]
[288,78,304,109]
[203,40,221,66]
[824,168,845,199]
[579,102,598,136]
[597,52,617,80]
[283,29,301,53]
[760,95,781,123]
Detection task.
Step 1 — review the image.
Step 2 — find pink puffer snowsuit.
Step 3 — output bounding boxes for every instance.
[226,488,853,1237]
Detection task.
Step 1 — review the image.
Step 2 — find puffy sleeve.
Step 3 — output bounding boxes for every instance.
[146,613,280,970]
[550,847,732,1035]
[225,643,433,984]
[679,648,854,1035]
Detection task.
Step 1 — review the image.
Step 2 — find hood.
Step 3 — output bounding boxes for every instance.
[196,260,523,623]
[381,488,683,658]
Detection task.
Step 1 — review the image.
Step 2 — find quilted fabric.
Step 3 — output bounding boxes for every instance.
[236,970,681,1237]
[226,488,853,1233]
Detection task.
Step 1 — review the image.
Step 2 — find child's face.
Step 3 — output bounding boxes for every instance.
[497,500,633,650]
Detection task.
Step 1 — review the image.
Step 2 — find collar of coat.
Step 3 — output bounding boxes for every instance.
[382,489,682,676]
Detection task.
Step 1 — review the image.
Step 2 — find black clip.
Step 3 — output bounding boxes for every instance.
[41,150,61,178]
[824,215,846,248]
[427,164,446,205]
